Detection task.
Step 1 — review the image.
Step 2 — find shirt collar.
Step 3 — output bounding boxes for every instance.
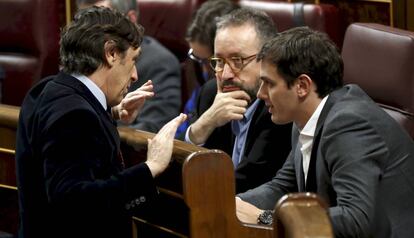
[299,95,329,138]
[231,99,260,135]
[244,99,260,122]
[72,73,107,110]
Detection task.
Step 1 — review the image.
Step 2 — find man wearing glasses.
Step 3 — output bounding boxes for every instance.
[176,0,239,136]
[184,8,292,193]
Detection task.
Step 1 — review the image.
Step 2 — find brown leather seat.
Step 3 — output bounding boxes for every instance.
[0,0,64,106]
[342,23,414,139]
[138,0,201,62]
[238,0,342,47]
[139,0,342,60]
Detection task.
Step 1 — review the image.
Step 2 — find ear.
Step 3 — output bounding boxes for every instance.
[104,40,117,67]
[127,10,138,24]
[295,74,313,98]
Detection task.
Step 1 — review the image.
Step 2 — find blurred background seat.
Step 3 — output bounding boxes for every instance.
[238,0,341,47]
[342,23,414,139]
[0,0,65,106]
[138,0,341,105]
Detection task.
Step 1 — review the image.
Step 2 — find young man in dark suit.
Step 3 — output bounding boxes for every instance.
[184,8,292,193]
[15,7,185,238]
[236,27,414,237]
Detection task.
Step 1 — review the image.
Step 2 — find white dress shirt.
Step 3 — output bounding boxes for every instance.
[298,95,328,183]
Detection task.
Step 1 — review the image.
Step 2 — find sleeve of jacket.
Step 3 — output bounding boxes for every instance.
[237,150,298,210]
[175,79,217,141]
[322,109,386,238]
[42,108,158,214]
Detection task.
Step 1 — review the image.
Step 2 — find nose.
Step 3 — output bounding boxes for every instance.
[131,65,138,82]
[220,63,235,80]
[257,81,267,100]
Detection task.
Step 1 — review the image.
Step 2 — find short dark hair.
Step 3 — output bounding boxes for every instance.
[60,6,144,75]
[258,27,343,98]
[186,0,239,52]
[216,7,278,47]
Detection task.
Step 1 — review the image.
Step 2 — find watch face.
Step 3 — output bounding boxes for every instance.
[258,210,273,225]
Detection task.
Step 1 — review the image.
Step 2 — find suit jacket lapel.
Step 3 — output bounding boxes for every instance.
[236,100,265,168]
[295,143,306,192]
[305,88,345,192]
[242,100,266,154]
[54,72,120,153]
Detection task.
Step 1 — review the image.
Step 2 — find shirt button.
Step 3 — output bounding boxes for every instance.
[140,196,146,203]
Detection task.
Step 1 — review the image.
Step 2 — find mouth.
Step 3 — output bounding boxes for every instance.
[265,103,273,112]
[222,85,241,92]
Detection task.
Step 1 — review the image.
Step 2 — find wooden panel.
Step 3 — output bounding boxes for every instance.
[0,149,16,187]
[0,186,18,236]
[275,193,333,238]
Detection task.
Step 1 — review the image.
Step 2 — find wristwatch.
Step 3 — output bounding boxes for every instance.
[257,210,273,225]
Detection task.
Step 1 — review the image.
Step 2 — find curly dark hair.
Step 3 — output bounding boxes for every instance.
[60,6,144,75]
[257,27,343,98]
[186,0,239,53]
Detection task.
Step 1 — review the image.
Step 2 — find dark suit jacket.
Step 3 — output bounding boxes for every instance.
[15,72,158,238]
[189,79,292,193]
[128,36,181,133]
[239,84,414,237]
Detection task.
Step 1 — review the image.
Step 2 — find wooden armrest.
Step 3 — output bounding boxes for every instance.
[0,104,20,130]
[274,192,333,238]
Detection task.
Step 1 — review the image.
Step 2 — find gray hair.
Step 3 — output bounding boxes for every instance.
[110,0,137,15]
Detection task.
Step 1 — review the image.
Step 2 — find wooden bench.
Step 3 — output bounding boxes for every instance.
[0,104,19,236]
[119,127,333,238]
[0,103,333,238]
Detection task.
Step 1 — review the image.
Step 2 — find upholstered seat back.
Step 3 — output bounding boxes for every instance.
[138,0,200,61]
[342,23,414,138]
[137,0,341,104]
[0,0,64,106]
[238,0,341,47]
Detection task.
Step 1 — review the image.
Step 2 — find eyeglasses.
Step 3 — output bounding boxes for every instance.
[209,54,257,73]
[188,48,208,64]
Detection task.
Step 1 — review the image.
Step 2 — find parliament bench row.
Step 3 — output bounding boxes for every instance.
[0,103,333,238]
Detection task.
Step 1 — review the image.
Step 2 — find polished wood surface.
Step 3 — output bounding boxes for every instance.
[0,104,19,236]
[120,126,332,238]
[275,193,333,238]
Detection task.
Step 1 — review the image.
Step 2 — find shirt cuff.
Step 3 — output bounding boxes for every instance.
[185,125,205,146]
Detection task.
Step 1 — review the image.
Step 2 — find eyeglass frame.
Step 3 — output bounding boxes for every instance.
[209,54,257,73]
[187,48,209,64]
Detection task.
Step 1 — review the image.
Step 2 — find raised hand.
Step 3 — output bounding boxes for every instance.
[188,90,250,145]
[112,80,154,124]
[146,113,187,177]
